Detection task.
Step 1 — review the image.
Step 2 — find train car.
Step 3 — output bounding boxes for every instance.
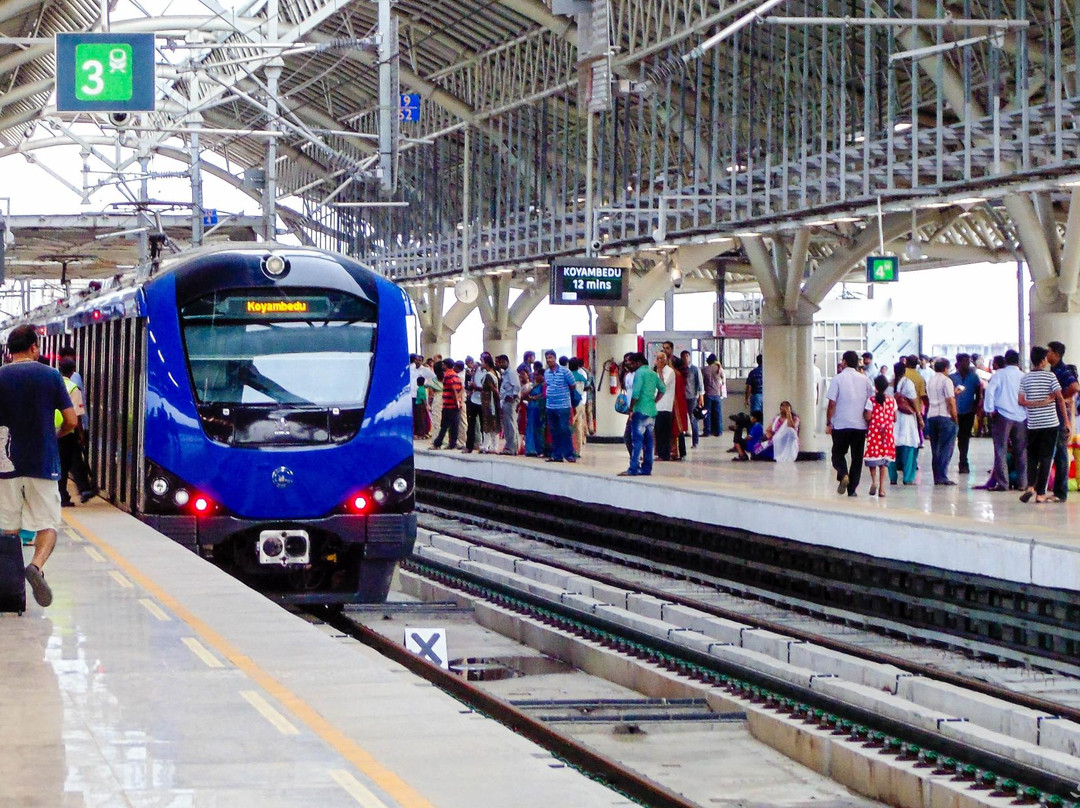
[19,244,416,604]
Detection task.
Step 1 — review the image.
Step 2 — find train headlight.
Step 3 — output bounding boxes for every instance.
[262,536,284,557]
[262,253,288,277]
[150,477,170,497]
[391,477,409,494]
[372,487,387,504]
[284,535,308,557]
[173,489,190,507]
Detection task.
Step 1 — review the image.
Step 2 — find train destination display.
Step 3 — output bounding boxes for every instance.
[549,258,631,306]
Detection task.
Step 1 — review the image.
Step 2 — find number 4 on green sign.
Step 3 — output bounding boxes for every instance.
[75,43,133,102]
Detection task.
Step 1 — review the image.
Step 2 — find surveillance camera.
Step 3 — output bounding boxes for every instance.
[107,111,133,128]
[590,239,603,252]
[670,268,684,289]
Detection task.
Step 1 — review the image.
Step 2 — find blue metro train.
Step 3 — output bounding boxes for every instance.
[14,244,416,604]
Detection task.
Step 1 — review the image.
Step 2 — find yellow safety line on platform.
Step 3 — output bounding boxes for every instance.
[330,769,392,808]
[63,511,436,808]
[241,690,300,735]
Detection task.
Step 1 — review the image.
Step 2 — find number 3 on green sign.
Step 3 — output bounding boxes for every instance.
[80,59,104,96]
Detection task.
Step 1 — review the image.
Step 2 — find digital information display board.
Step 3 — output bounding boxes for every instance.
[866,255,900,283]
[549,258,631,306]
[56,33,156,113]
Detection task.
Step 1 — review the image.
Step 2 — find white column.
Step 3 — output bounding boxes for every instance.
[1030,278,1080,354]
[420,333,450,359]
[762,321,822,456]
[594,332,639,439]
[482,334,518,361]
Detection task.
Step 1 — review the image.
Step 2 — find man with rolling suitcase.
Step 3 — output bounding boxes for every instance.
[0,325,78,609]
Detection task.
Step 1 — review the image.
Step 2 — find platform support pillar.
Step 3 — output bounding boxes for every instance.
[1008,190,1080,359]
[761,317,822,457]
[410,283,477,360]
[593,311,640,441]
[478,274,548,363]
[744,230,829,458]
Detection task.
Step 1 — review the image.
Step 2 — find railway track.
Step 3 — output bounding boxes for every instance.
[379,503,1080,806]
[417,470,1080,676]
[416,506,1080,716]
[318,605,702,808]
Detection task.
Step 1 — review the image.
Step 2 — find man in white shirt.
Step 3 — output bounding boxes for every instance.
[977,350,1026,491]
[826,350,874,497]
[925,358,959,485]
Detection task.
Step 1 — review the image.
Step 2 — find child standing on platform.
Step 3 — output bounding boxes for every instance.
[864,375,897,498]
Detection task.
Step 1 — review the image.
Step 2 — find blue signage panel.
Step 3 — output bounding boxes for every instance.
[399,93,421,122]
[56,33,156,113]
[202,209,218,227]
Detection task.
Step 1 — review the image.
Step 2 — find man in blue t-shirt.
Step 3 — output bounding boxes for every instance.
[543,350,577,462]
[0,325,77,607]
[949,353,982,475]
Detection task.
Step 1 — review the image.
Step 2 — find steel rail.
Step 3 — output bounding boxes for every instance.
[414,479,1080,722]
[401,554,1080,801]
[318,608,702,808]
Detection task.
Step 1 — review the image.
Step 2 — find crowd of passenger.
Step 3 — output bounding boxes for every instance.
[409,338,1080,503]
[410,350,594,463]
[826,343,1078,504]
[409,341,721,467]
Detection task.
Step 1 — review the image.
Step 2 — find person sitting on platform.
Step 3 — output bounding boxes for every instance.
[732,411,766,461]
[765,401,801,463]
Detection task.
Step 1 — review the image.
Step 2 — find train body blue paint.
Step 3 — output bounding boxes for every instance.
[18,244,416,604]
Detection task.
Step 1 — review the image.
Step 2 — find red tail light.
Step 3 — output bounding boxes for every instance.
[193,496,211,513]
[91,309,102,321]
[350,495,368,513]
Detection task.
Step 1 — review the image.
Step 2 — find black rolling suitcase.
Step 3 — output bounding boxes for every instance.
[0,532,26,614]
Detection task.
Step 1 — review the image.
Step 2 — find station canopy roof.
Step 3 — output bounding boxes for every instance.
[0,0,559,201]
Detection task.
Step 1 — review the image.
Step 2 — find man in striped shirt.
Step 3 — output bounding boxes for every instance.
[543,350,577,463]
[431,357,464,450]
[1018,346,1067,504]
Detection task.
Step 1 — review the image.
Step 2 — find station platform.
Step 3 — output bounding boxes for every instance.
[416,437,1080,594]
[0,502,633,808]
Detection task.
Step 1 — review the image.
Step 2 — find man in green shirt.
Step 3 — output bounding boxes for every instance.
[619,353,666,476]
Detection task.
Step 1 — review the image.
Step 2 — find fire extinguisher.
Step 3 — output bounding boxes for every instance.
[606,360,620,394]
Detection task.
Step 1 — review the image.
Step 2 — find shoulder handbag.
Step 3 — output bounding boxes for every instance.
[614,390,630,414]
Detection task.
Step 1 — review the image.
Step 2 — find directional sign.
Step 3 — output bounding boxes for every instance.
[399,93,421,122]
[866,255,900,283]
[202,209,218,228]
[404,628,449,669]
[56,33,156,113]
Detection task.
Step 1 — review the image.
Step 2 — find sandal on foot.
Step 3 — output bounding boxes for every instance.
[25,564,52,607]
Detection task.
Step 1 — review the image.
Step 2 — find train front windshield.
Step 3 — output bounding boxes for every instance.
[180,290,378,407]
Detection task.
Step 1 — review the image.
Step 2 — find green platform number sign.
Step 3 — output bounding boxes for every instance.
[75,42,133,102]
[56,33,156,112]
[866,255,900,283]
